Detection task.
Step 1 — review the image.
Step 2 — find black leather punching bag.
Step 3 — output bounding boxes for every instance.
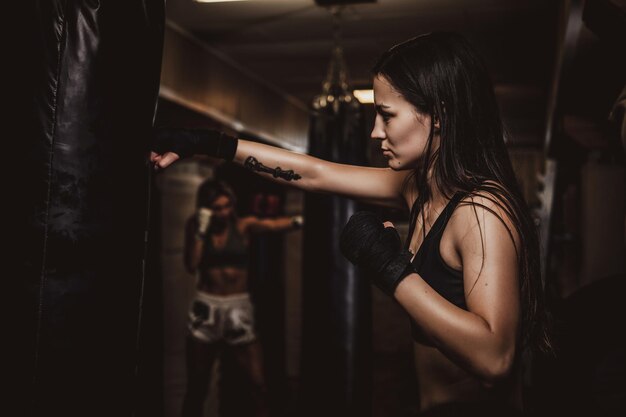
[301,45,372,417]
[15,2,164,416]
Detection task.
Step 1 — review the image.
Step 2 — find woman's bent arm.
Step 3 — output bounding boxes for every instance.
[394,193,521,384]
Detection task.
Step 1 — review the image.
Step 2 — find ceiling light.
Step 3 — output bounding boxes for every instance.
[353,89,374,104]
[194,0,251,3]
[315,0,376,5]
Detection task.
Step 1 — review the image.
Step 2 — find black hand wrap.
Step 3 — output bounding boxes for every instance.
[152,128,238,160]
[340,211,415,297]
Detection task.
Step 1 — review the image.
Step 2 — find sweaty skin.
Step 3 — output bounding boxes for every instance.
[152,74,523,412]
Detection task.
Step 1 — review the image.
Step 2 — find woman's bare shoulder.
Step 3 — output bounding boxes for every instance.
[448,183,520,245]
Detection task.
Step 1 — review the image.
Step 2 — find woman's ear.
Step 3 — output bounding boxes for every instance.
[434,101,446,131]
[433,114,441,131]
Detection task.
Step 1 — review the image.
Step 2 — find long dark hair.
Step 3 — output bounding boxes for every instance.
[373,32,552,353]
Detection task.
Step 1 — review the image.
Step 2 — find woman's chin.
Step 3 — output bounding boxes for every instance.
[387,158,407,170]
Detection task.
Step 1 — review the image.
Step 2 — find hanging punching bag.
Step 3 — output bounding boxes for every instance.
[15,1,164,416]
[301,44,372,417]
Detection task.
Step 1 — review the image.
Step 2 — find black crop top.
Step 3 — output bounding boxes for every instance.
[199,225,249,269]
[406,192,467,344]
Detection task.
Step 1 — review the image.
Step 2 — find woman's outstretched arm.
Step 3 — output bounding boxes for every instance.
[233,140,409,207]
[239,215,303,234]
[152,137,411,209]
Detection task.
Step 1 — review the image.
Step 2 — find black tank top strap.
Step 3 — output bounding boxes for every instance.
[404,191,466,251]
[427,191,466,240]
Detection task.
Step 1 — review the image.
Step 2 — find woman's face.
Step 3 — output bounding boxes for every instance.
[371,75,439,170]
[210,195,234,221]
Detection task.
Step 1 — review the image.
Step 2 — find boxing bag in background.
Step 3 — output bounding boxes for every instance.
[301,45,372,417]
[15,2,164,416]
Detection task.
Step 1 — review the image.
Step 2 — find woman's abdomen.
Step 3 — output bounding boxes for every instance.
[198,267,248,295]
[413,342,522,412]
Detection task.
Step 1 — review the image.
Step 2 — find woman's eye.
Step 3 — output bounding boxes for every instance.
[381,113,391,123]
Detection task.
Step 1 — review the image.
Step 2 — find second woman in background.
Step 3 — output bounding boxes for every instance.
[182,179,302,417]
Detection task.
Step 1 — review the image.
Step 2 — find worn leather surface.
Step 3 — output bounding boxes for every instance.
[17,1,164,415]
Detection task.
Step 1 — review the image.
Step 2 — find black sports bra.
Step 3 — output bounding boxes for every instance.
[406,192,467,343]
[200,225,249,269]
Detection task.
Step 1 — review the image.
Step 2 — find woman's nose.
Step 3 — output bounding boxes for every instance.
[370,116,385,141]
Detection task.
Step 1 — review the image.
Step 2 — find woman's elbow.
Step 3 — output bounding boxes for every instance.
[479,345,516,386]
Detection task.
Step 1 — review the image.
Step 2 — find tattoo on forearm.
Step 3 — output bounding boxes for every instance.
[244,156,302,181]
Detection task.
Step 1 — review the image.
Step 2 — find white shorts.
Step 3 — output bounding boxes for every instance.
[188,292,257,345]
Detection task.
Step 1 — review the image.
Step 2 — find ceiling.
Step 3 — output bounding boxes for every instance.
[165,0,560,146]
